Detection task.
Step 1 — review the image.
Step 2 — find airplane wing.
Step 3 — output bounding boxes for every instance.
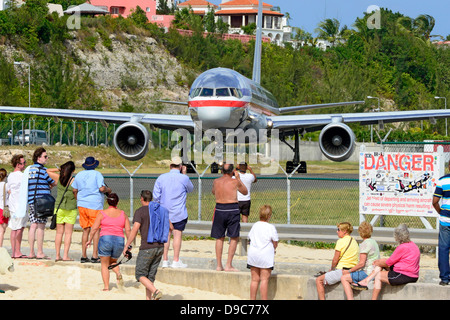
[0,106,195,131]
[270,109,450,162]
[270,109,450,132]
[277,101,366,114]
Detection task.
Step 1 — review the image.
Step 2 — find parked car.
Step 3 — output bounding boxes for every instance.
[14,130,48,145]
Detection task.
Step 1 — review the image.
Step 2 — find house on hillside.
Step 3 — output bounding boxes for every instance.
[87,0,175,29]
[0,0,63,16]
[177,0,291,46]
[177,0,217,17]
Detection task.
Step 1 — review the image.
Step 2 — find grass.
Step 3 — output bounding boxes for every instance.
[0,145,359,174]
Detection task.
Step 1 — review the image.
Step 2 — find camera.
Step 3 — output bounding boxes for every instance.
[124,245,132,259]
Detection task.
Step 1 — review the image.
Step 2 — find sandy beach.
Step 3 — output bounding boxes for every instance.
[0,228,439,300]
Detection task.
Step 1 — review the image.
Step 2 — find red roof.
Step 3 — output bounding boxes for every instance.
[220,0,272,7]
[215,9,283,16]
[178,0,218,8]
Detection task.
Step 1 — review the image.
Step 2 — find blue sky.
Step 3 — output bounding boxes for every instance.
[208,0,449,39]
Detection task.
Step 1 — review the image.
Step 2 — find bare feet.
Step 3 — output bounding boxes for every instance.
[224,266,239,272]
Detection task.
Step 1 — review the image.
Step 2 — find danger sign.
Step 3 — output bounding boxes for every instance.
[359,151,440,217]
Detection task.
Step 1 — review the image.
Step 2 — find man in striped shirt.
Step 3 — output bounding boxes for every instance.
[433,164,450,286]
[27,147,57,259]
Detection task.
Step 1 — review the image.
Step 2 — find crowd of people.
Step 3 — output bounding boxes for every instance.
[0,149,445,300]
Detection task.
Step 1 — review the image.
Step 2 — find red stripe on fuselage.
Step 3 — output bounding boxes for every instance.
[188,100,247,108]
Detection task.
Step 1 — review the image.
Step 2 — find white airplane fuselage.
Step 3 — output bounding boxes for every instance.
[188,68,279,134]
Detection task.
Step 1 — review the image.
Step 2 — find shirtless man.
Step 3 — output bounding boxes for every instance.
[211,163,248,271]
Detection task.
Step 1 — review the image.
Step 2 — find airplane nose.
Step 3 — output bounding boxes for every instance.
[197,107,231,129]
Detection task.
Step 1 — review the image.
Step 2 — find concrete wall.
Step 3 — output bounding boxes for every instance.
[272,141,382,162]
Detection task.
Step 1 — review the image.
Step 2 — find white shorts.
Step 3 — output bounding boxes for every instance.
[324,269,343,285]
[8,213,28,230]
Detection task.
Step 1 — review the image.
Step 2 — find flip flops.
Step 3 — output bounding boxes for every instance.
[152,290,162,300]
[12,255,28,259]
[350,283,368,291]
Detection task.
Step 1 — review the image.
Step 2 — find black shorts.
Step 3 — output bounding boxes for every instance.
[172,217,188,231]
[238,200,251,216]
[211,203,240,239]
[388,270,418,286]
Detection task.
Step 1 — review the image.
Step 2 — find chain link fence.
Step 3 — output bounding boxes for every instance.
[102,175,361,227]
[97,142,450,230]
[0,118,177,150]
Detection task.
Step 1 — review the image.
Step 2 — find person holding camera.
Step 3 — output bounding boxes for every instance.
[86,193,131,292]
[153,156,193,269]
[124,190,169,300]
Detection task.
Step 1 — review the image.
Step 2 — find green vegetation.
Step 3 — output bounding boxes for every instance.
[0,2,448,142]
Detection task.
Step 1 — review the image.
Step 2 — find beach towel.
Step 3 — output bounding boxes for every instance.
[147,201,169,244]
[15,166,31,218]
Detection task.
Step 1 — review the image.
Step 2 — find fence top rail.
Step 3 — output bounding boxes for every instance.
[104,175,358,182]
[379,141,450,145]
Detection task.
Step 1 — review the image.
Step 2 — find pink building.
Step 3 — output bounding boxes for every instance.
[87,0,175,29]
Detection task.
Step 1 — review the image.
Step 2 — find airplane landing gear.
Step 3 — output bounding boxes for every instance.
[281,129,307,174]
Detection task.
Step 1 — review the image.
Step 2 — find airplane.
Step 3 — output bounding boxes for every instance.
[396,173,431,193]
[1,1,450,174]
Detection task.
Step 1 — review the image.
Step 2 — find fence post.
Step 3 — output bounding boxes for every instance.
[120,163,143,219]
[278,162,301,224]
[190,163,211,221]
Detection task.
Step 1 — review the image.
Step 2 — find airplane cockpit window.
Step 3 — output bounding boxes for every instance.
[230,88,243,98]
[200,88,214,97]
[190,87,201,98]
[216,88,230,97]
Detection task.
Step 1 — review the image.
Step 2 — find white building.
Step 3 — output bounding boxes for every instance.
[215,0,291,45]
[177,0,292,46]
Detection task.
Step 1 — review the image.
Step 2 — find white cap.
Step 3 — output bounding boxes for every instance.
[171,156,183,166]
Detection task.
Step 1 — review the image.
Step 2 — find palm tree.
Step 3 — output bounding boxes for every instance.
[284,12,291,26]
[396,14,438,41]
[414,14,436,40]
[315,18,341,45]
[292,27,312,46]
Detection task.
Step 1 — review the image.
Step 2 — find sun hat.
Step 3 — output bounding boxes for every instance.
[82,156,99,170]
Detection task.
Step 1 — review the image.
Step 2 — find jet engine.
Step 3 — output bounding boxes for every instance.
[113,122,149,161]
[319,122,356,162]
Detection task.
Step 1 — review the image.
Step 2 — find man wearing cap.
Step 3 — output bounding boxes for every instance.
[72,156,111,263]
[153,156,194,268]
[236,162,257,223]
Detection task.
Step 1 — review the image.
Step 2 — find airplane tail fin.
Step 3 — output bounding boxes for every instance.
[252,0,263,84]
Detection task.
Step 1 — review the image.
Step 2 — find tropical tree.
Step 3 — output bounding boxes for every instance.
[396,14,438,40]
[292,27,312,46]
[414,14,437,40]
[203,5,216,33]
[157,0,175,15]
[315,18,341,45]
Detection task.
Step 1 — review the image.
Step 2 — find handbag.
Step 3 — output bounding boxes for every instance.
[2,183,9,219]
[313,237,354,277]
[33,169,56,219]
[50,176,73,230]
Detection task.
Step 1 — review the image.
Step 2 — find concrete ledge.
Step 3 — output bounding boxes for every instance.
[304,278,450,300]
[33,258,450,300]
[156,266,450,300]
[155,267,307,300]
